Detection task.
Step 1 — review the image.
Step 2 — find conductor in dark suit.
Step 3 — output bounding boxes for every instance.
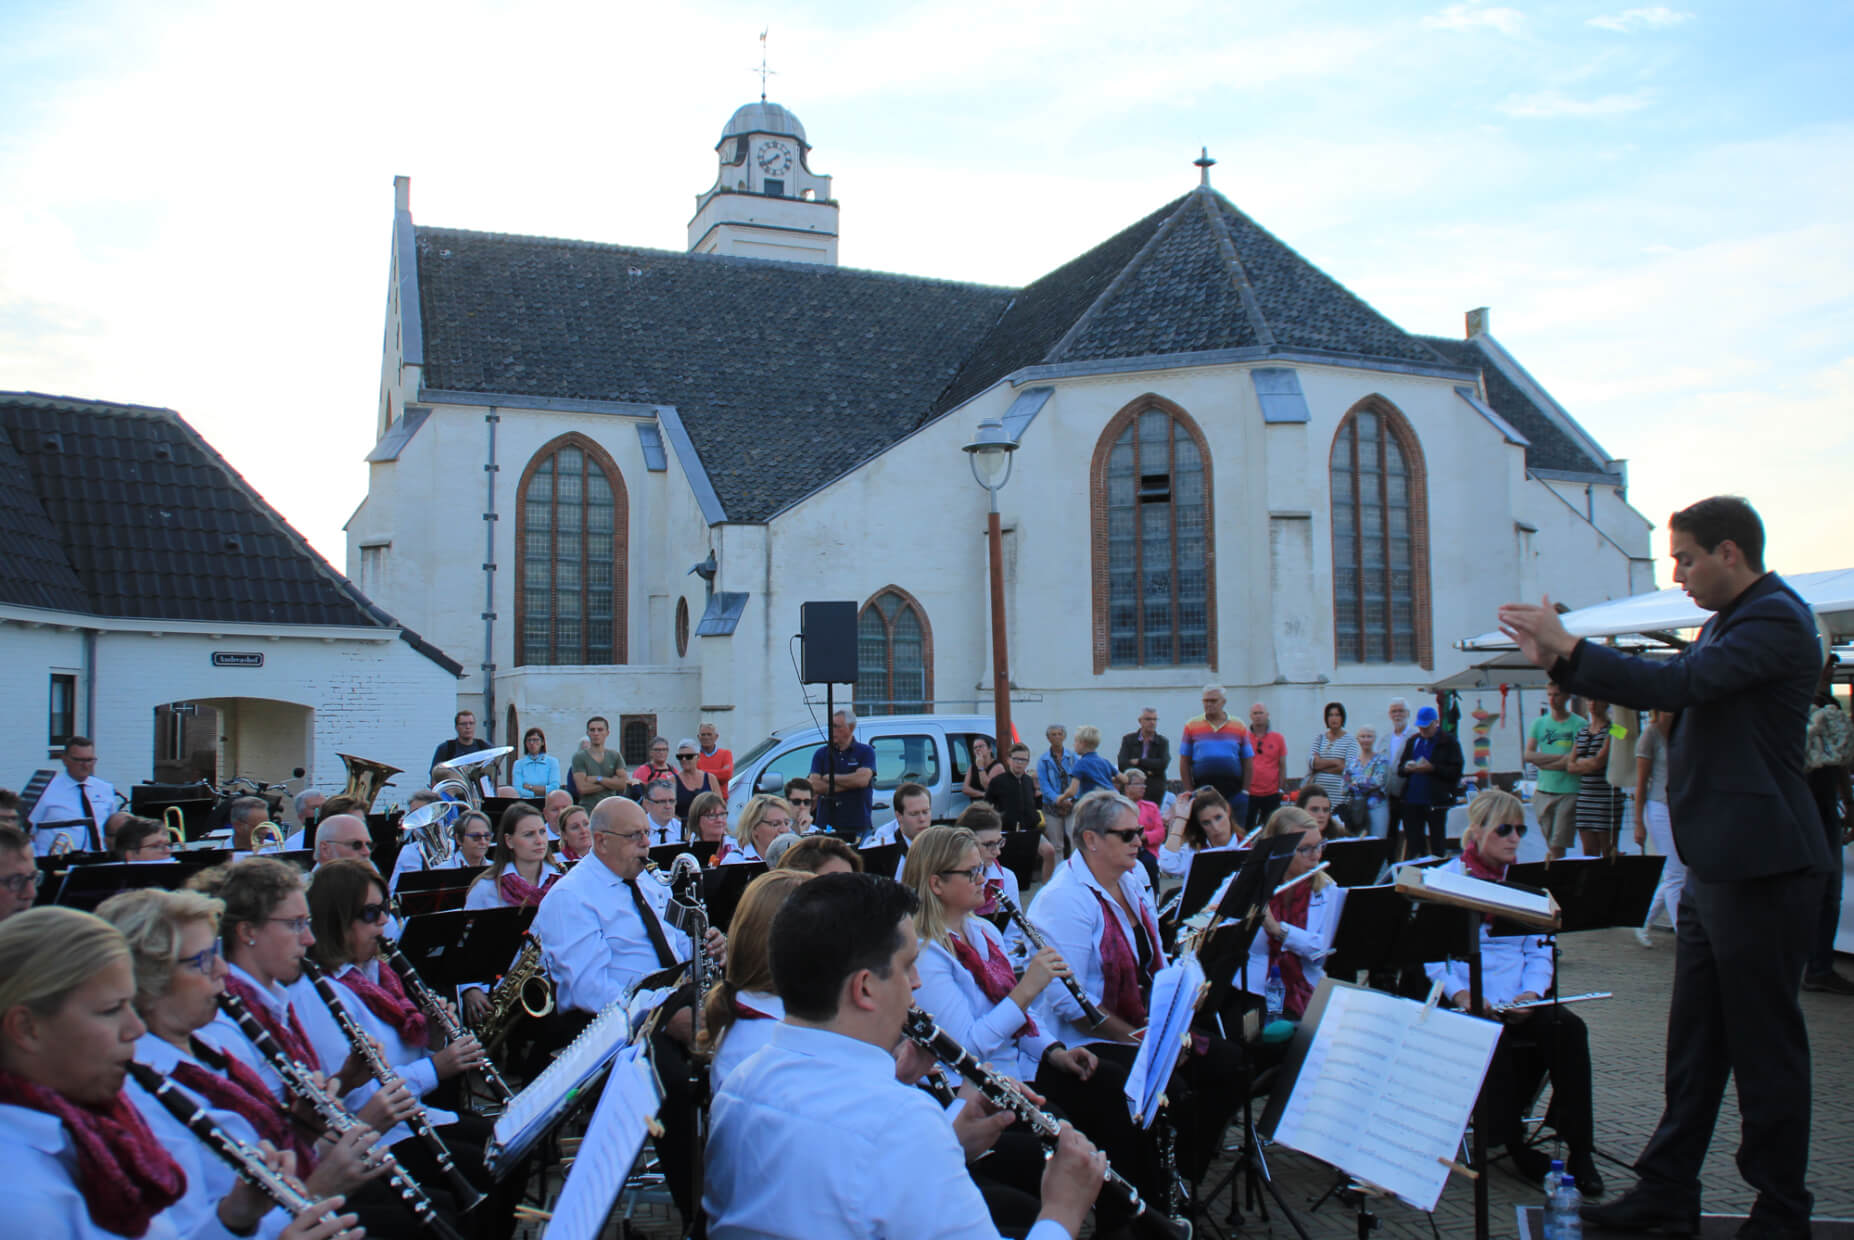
[1500,496,1831,1240]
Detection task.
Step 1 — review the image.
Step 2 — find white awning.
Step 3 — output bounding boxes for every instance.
[1459,567,1854,651]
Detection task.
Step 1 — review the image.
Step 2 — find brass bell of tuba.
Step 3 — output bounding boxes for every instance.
[337,754,404,814]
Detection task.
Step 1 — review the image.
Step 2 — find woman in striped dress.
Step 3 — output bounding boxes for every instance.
[1569,699,1623,859]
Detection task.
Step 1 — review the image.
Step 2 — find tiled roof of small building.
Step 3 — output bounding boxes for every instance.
[1418,335,1616,476]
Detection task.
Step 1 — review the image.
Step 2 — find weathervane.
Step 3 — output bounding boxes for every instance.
[754,27,778,102]
[1194,146,1216,187]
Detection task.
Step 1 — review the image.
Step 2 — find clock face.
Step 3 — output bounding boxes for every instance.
[755,141,793,177]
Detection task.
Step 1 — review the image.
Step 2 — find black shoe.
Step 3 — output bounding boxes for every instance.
[1801,970,1854,995]
[1506,1144,1554,1187]
[1569,1152,1606,1199]
[1581,1183,1700,1234]
[1735,1218,1810,1240]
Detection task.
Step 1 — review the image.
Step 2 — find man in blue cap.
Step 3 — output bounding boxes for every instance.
[1395,705,1463,857]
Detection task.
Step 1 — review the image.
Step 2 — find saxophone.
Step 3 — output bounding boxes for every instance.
[476,933,555,1053]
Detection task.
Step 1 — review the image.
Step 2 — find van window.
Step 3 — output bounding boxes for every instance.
[871,734,940,791]
[758,743,824,794]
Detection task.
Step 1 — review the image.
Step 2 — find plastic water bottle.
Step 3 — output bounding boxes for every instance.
[1264,963,1285,1020]
[1545,1172,1583,1239]
[1542,1158,1564,1199]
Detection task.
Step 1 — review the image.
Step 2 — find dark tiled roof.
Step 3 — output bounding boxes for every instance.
[1418,336,1613,475]
[0,392,462,673]
[413,230,1014,522]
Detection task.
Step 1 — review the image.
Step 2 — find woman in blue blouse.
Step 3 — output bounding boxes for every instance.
[510,728,561,799]
[1343,726,1391,839]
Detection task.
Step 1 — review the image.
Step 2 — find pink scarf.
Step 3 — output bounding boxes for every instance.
[949,926,1037,1038]
[1090,887,1159,1026]
[976,874,1003,917]
[498,867,560,909]
[335,960,428,1048]
[175,1039,314,1172]
[223,974,316,1069]
[0,1068,186,1237]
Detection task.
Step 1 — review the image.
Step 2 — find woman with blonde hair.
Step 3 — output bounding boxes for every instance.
[1239,807,1341,1019]
[0,905,358,1240]
[697,868,813,1090]
[719,795,795,866]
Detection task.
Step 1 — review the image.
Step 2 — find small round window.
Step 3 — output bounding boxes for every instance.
[675,596,691,658]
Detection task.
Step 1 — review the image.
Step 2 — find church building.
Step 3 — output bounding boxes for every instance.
[347,101,1654,768]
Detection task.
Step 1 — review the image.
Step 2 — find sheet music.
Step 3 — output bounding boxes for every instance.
[1414,867,1553,918]
[543,1045,663,1240]
[1270,983,1501,1210]
[1123,955,1204,1128]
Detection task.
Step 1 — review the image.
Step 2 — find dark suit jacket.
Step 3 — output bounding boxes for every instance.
[1397,729,1464,805]
[1556,572,1830,882]
[1116,730,1171,790]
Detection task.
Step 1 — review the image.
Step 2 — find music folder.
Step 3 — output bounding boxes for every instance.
[394,863,488,915]
[1505,856,1663,933]
[648,840,720,871]
[394,906,532,990]
[52,861,190,911]
[1319,836,1390,887]
[1175,846,1252,924]
[858,842,903,881]
[702,862,766,935]
[543,1043,665,1240]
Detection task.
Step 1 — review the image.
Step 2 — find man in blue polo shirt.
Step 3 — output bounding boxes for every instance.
[808,711,877,840]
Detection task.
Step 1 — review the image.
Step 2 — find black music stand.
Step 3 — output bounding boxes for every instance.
[364,810,403,876]
[395,906,533,989]
[858,842,903,881]
[1506,857,1662,933]
[1319,837,1389,888]
[1176,847,1252,925]
[482,795,542,820]
[395,864,488,915]
[702,862,766,935]
[53,861,190,910]
[648,841,720,871]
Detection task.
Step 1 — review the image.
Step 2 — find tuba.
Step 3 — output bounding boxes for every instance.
[337,753,404,814]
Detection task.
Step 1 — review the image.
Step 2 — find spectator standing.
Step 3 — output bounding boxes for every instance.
[1803,656,1854,994]
[670,739,725,822]
[1526,683,1586,861]
[808,711,877,840]
[632,736,675,790]
[1396,707,1463,857]
[570,715,627,810]
[1634,709,1683,945]
[1178,685,1255,823]
[1344,727,1391,839]
[25,735,114,855]
[511,727,562,799]
[696,722,734,790]
[1037,725,1077,860]
[1380,698,1416,844]
[1061,727,1120,803]
[959,736,1006,804]
[1245,703,1288,832]
[1305,702,1357,803]
[1115,708,1171,805]
[986,743,1053,886]
[1570,700,1623,859]
[429,709,491,776]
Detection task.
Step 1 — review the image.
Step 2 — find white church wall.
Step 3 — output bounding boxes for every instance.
[0,623,85,782]
[1515,479,1648,608]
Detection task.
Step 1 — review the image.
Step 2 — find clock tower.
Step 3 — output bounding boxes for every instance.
[687,102,839,265]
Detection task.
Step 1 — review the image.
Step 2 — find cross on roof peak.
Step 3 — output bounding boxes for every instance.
[1193,146,1216,187]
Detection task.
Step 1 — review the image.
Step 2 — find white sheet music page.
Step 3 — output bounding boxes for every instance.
[1123,954,1204,1128]
[1409,866,1553,919]
[1269,981,1501,1210]
[545,1045,664,1240]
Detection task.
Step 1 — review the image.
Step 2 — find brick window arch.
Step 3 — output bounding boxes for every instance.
[856,587,933,716]
[1330,395,1432,668]
[1090,394,1216,673]
[515,433,628,666]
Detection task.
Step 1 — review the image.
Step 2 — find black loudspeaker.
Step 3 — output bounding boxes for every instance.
[800,601,859,684]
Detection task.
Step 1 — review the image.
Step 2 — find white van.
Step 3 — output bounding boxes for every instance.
[726,713,1012,831]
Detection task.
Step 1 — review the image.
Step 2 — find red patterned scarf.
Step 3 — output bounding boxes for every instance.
[949,924,1038,1038]
[733,995,775,1020]
[335,960,428,1048]
[1461,843,1508,924]
[1090,887,1159,1027]
[497,867,560,909]
[223,974,316,1070]
[1266,878,1316,1019]
[0,1069,186,1237]
[176,1039,314,1172]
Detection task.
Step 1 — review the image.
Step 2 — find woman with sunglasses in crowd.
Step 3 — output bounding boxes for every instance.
[1424,788,1602,1197]
[670,738,725,822]
[0,905,359,1240]
[465,803,562,911]
[1236,807,1339,1021]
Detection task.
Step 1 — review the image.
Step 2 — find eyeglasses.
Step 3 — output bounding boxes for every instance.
[260,915,312,934]
[701,809,727,820]
[357,903,390,925]
[462,831,493,842]
[1492,822,1528,839]
[1101,827,1143,844]
[975,837,1004,853]
[645,797,675,807]
[178,942,224,974]
[333,838,371,853]
[938,866,987,884]
[759,816,792,832]
[597,828,650,845]
[0,871,44,895]
[1294,840,1325,857]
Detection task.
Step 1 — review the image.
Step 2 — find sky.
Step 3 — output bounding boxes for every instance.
[2,0,1850,595]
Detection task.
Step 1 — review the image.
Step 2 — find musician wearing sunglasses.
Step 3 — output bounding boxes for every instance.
[1235,808,1339,1021]
[1424,788,1600,1197]
[0,906,359,1240]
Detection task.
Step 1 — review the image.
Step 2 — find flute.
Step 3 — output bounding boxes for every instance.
[382,938,515,1105]
[903,1007,1192,1240]
[994,888,1108,1029]
[301,958,484,1213]
[217,993,464,1240]
[1494,990,1613,1013]
[125,1062,345,1229]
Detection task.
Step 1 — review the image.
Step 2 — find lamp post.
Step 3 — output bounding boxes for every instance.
[963,417,1018,753]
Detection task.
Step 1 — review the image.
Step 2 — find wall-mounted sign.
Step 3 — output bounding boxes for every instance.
[211,652,264,668]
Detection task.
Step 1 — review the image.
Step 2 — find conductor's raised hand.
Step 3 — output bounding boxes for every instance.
[1497,597,1577,668]
[1037,1122,1107,1238]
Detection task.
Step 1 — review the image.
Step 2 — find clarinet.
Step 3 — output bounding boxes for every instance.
[125,1062,342,1227]
[994,887,1108,1029]
[301,958,485,1213]
[217,993,465,1240]
[903,1007,1192,1240]
[381,938,515,1105]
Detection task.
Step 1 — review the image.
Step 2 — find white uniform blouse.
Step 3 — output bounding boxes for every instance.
[1422,860,1555,1006]
[914,915,1055,1081]
[462,860,563,909]
[708,990,784,1094]
[286,959,457,1133]
[1026,854,1167,1048]
[1156,834,1241,880]
[1236,883,1344,997]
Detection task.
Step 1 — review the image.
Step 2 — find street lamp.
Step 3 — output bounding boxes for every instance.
[963,417,1018,753]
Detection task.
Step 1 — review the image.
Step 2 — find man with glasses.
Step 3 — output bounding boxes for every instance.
[642,778,683,845]
[26,735,114,855]
[429,708,491,779]
[0,826,39,921]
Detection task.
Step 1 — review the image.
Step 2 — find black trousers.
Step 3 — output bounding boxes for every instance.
[1092,1035,1242,1185]
[999,828,1043,894]
[1480,1005,1594,1155]
[1806,767,1844,975]
[1399,802,1449,857]
[388,1111,522,1240]
[1035,1050,1164,1224]
[1636,870,1822,1225]
[1245,793,1282,833]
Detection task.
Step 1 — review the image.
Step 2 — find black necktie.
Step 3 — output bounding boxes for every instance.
[625,877,678,967]
[77,782,99,851]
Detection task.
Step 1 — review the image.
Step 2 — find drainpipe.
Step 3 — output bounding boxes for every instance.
[82,628,98,738]
[482,409,500,745]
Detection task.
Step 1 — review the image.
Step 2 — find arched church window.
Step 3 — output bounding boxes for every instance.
[856,588,932,717]
[515,434,628,666]
[1090,396,1216,672]
[1330,397,1432,667]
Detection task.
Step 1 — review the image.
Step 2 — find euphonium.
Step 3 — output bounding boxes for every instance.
[476,933,555,1053]
[337,752,404,814]
[249,820,285,853]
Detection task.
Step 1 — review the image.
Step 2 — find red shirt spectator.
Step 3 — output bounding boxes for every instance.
[1251,729,1288,796]
[696,722,734,792]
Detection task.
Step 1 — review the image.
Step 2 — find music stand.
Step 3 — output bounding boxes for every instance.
[53,861,190,911]
[543,1042,666,1240]
[701,862,766,935]
[482,795,542,820]
[858,842,903,881]
[1319,837,1389,888]
[394,906,533,989]
[1175,847,1252,925]
[1505,857,1662,933]
[395,864,488,915]
[648,841,720,871]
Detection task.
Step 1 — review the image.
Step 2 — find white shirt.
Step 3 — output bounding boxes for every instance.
[27,770,114,854]
[915,916,1054,1080]
[197,964,315,1105]
[1237,883,1344,996]
[463,860,563,910]
[1422,859,1556,1005]
[1027,855,1166,1047]
[645,816,683,846]
[1156,834,1240,879]
[718,840,762,866]
[286,959,457,1133]
[709,990,784,1093]
[0,1100,244,1240]
[705,1021,1068,1240]
[126,1034,290,1240]
[531,855,692,1014]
